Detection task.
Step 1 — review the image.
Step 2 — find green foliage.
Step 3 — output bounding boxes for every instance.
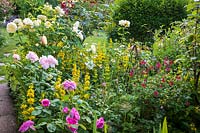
[108,0,190,43]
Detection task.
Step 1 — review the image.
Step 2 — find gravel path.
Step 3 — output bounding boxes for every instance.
[0,83,17,133]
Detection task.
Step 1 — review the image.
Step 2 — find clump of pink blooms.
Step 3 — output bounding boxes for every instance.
[39,55,58,69]
[18,120,35,132]
[26,51,39,63]
[65,107,80,133]
[62,80,76,90]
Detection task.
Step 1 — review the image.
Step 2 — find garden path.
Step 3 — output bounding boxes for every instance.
[0,83,17,133]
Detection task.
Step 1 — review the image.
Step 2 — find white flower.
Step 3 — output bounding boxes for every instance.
[13,19,22,24]
[44,21,52,28]
[91,44,96,54]
[44,3,53,11]
[13,54,20,60]
[85,60,95,70]
[55,6,65,16]
[23,18,33,26]
[194,0,199,2]
[6,22,17,33]
[119,20,130,27]
[72,21,80,33]
[37,15,47,21]
[33,19,41,27]
[77,31,84,40]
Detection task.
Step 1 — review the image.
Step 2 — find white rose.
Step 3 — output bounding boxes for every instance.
[44,21,52,28]
[77,31,84,41]
[23,18,33,26]
[40,35,48,45]
[6,22,17,33]
[44,3,53,11]
[33,19,41,27]
[37,15,47,21]
[13,19,22,24]
[55,6,65,16]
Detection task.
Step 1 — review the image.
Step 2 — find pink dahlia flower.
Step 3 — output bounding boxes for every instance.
[63,107,69,114]
[66,116,78,133]
[18,120,35,132]
[41,99,51,107]
[13,54,21,60]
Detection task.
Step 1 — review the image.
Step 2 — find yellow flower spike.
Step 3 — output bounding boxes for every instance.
[27,92,34,98]
[22,110,29,115]
[84,94,90,99]
[27,107,35,113]
[28,116,36,120]
[20,104,27,109]
[28,84,34,89]
[27,98,35,105]
[57,41,64,47]
[60,89,66,96]
[27,89,34,94]
[54,92,60,99]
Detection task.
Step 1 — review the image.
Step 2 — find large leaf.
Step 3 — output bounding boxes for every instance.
[162,117,168,133]
[47,123,56,132]
[31,110,42,116]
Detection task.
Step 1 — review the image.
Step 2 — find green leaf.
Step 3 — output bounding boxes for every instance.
[31,110,42,116]
[35,106,43,110]
[47,123,56,132]
[93,113,97,133]
[43,109,51,115]
[85,116,92,123]
[37,122,47,127]
[104,123,108,133]
[79,124,87,130]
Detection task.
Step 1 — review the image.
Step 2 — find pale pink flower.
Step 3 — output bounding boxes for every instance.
[47,55,58,67]
[40,35,47,45]
[96,117,104,129]
[26,51,39,63]
[13,54,20,60]
[18,120,35,132]
[39,56,49,69]
[63,80,76,90]
[41,99,51,107]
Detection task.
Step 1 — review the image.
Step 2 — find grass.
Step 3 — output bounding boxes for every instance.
[0,26,18,82]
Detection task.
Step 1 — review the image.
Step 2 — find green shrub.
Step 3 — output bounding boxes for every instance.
[108,0,190,43]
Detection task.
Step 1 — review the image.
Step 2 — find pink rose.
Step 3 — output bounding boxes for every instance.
[96,117,104,129]
[41,99,51,107]
[70,107,80,121]
[13,54,20,60]
[18,120,35,132]
[63,107,69,114]
[39,55,58,69]
[47,55,58,68]
[40,35,47,45]
[62,80,76,90]
[26,51,39,63]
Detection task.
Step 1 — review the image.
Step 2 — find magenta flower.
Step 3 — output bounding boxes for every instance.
[63,107,69,114]
[66,116,78,133]
[62,80,76,90]
[140,60,146,65]
[41,99,51,107]
[70,107,80,121]
[18,120,35,132]
[96,117,104,129]
[13,54,21,60]
[26,51,39,63]
[156,62,161,69]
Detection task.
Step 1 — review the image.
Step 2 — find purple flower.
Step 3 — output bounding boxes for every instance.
[63,107,69,114]
[41,99,51,107]
[62,80,76,90]
[26,51,39,63]
[96,117,104,129]
[18,120,35,132]
[70,107,80,121]
[66,116,78,133]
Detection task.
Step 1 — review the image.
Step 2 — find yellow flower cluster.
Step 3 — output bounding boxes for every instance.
[54,76,66,100]
[104,60,110,82]
[83,72,90,99]
[72,63,81,84]
[21,84,35,120]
